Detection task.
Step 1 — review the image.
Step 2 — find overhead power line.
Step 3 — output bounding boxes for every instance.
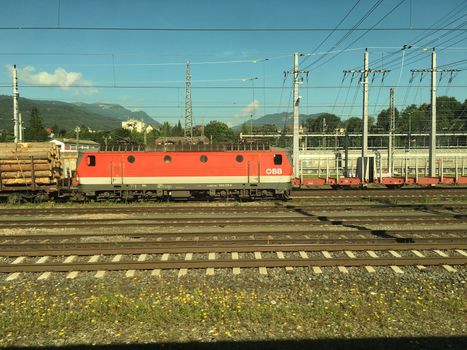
[305,0,408,71]
[2,84,465,89]
[302,0,384,69]
[300,0,362,66]
[0,26,465,32]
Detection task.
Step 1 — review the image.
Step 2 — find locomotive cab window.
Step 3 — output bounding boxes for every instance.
[87,155,96,166]
[273,154,282,165]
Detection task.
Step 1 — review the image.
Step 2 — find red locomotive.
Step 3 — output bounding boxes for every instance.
[74,149,292,200]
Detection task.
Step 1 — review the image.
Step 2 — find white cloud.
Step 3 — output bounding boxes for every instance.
[239,99,259,117]
[228,99,260,127]
[7,65,96,93]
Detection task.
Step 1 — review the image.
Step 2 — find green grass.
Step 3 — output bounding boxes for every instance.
[0,270,465,346]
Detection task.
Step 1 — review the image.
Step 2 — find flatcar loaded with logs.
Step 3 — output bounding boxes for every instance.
[0,142,63,202]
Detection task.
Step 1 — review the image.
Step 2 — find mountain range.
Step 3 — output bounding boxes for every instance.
[0,96,160,131]
[232,112,322,130]
[0,95,323,132]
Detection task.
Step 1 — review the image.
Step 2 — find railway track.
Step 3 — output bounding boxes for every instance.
[0,190,465,279]
[1,232,466,278]
[0,213,465,229]
[290,187,467,199]
[0,203,465,216]
[1,227,465,242]
[1,246,465,277]
[1,237,466,256]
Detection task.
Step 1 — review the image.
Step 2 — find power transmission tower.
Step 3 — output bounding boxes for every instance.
[388,87,395,175]
[344,48,390,181]
[284,53,308,178]
[411,48,460,177]
[184,61,193,142]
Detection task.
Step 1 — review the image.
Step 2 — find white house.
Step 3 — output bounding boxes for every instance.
[122,119,154,133]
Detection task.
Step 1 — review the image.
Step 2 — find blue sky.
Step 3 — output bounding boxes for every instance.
[0,0,465,128]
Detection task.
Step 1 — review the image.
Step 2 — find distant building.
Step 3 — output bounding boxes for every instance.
[50,138,100,153]
[122,119,154,133]
[50,138,100,177]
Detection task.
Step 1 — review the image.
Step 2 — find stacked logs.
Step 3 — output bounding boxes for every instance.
[0,142,62,187]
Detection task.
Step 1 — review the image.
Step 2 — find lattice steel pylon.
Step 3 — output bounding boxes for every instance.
[184,61,193,142]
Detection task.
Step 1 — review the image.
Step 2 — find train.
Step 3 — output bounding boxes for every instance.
[0,143,293,202]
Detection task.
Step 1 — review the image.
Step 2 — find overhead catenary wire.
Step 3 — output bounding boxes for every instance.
[3,84,465,89]
[302,0,384,70]
[339,74,355,118]
[304,0,407,71]
[348,3,467,71]
[300,0,362,66]
[379,18,467,71]
[0,26,465,32]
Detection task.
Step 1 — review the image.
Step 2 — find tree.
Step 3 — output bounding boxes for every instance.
[399,104,427,133]
[51,123,59,138]
[172,120,184,136]
[240,122,250,135]
[204,120,236,142]
[376,108,400,131]
[305,113,342,132]
[110,128,131,143]
[254,124,279,134]
[24,107,48,141]
[158,122,172,137]
[435,96,463,131]
[344,117,362,132]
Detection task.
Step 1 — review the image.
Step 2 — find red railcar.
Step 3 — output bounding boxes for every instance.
[75,150,292,200]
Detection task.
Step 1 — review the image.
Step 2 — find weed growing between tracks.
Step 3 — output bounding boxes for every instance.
[0,269,465,347]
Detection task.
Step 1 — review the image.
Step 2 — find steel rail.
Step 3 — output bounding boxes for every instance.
[1,239,466,257]
[0,203,464,216]
[0,215,465,228]
[1,228,465,241]
[0,257,465,273]
[0,206,292,216]
[290,194,467,199]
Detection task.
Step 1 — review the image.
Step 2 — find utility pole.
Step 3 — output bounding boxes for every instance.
[344,48,390,181]
[184,61,193,143]
[285,53,308,178]
[75,126,80,152]
[362,49,369,159]
[18,113,23,142]
[430,49,436,178]
[241,77,258,137]
[411,48,460,177]
[12,65,19,143]
[388,87,395,175]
